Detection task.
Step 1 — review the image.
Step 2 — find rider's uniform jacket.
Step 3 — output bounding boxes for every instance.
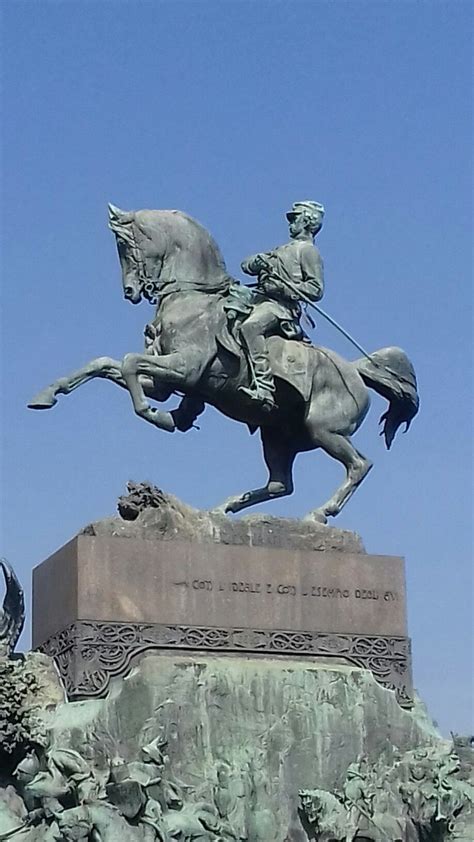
[244,239,324,306]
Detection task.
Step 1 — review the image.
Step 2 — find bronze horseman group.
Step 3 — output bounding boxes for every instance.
[29,201,419,520]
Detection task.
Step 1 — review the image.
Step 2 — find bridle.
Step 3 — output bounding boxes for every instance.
[114,219,159,304]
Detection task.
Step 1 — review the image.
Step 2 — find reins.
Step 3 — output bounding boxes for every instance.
[128,222,158,303]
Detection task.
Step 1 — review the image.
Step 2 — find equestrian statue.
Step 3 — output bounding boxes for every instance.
[28,200,419,522]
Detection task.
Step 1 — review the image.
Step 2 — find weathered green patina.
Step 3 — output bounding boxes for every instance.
[0,561,472,841]
[1,648,472,841]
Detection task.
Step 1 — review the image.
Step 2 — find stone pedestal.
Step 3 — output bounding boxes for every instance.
[33,501,412,706]
[18,496,474,841]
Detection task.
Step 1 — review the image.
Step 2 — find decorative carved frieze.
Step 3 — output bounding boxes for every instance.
[39,620,413,708]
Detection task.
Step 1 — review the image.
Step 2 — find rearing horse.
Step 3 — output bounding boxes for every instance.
[28,205,419,522]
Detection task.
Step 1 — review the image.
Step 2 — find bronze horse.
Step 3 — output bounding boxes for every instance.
[28,205,419,521]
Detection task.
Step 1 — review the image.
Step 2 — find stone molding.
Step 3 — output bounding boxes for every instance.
[39,620,413,708]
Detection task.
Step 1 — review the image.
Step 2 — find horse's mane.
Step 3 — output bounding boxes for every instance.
[134,208,229,274]
[109,204,233,293]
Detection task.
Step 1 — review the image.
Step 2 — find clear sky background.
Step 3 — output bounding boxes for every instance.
[1,0,472,734]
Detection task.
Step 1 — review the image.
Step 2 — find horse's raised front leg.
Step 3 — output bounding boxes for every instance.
[121,351,205,429]
[215,428,296,514]
[305,431,372,523]
[28,353,205,436]
[28,357,127,409]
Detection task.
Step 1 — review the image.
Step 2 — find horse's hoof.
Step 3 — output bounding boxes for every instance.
[224,501,240,515]
[210,503,233,516]
[303,510,328,525]
[27,390,57,409]
[139,407,175,432]
[211,498,240,515]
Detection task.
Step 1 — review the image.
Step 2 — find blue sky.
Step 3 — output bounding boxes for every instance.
[1,0,472,734]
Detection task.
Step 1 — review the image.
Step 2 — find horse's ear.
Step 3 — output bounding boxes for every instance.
[108,203,132,224]
[108,202,120,219]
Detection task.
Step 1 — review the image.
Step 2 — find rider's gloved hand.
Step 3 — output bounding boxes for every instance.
[241,253,272,275]
[254,254,272,272]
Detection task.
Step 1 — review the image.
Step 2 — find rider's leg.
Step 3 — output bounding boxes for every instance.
[216,428,296,514]
[238,306,280,408]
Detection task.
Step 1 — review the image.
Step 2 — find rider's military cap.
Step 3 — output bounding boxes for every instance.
[286,200,325,221]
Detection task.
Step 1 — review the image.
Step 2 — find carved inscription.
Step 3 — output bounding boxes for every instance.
[173,580,399,602]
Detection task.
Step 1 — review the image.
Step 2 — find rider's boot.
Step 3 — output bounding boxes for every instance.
[239,353,277,412]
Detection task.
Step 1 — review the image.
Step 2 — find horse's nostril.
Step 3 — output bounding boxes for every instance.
[124,286,134,297]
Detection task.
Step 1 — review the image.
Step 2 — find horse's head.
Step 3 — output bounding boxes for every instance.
[109,203,233,306]
[108,203,164,305]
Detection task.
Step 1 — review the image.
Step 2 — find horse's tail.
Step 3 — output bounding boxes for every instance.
[355,347,419,449]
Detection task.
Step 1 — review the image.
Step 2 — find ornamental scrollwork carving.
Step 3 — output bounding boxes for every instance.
[39,621,413,708]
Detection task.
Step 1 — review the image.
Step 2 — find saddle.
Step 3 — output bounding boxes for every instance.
[216,292,314,404]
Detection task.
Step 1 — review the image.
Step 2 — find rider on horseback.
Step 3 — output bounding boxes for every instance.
[28,201,419,521]
[235,200,325,411]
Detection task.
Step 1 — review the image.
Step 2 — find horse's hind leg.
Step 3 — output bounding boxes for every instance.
[28,357,128,409]
[216,428,296,514]
[305,431,372,523]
